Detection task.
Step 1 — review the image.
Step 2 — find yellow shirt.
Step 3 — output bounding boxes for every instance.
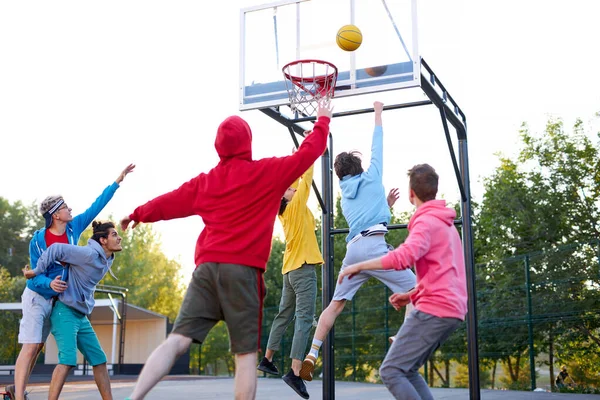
[279,164,324,274]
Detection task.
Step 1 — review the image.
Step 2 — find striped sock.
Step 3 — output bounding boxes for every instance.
[308,339,323,359]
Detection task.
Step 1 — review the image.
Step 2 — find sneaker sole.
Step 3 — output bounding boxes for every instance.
[257,365,280,376]
[283,375,310,399]
[299,358,315,382]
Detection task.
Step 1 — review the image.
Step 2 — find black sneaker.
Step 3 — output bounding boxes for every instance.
[257,357,279,375]
[283,369,309,399]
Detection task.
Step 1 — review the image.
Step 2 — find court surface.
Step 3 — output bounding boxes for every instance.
[8,376,598,399]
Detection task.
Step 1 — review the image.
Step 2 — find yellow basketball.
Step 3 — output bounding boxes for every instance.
[336,25,362,52]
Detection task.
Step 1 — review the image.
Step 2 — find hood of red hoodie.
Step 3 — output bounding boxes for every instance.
[215,116,252,161]
[409,199,456,229]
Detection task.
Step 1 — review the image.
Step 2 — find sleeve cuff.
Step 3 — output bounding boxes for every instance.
[380,254,395,270]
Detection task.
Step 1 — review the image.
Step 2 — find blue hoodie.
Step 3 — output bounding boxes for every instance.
[32,239,115,315]
[340,125,391,242]
[26,182,119,299]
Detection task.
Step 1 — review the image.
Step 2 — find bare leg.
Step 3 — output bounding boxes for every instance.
[129,333,192,400]
[48,364,73,400]
[291,358,302,376]
[234,352,257,400]
[264,349,275,362]
[13,343,43,400]
[92,363,113,400]
[313,299,346,342]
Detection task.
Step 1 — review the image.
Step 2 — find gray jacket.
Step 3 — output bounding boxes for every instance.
[33,239,115,315]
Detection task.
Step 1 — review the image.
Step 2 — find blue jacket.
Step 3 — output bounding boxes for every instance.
[340,125,391,242]
[26,182,119,299]
[33,239,115,315]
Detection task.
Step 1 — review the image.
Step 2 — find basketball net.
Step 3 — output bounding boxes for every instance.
[282,60,338,117]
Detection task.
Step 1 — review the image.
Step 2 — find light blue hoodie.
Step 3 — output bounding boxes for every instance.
[32,239,115,315]
[26,182,119,299]
[340,125,391,242]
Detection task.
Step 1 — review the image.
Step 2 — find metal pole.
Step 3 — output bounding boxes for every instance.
[321,133,335,400]
[458,134,481,400]
[524,255,536,390]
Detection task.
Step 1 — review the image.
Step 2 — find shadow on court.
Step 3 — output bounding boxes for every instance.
[3,376,599,399]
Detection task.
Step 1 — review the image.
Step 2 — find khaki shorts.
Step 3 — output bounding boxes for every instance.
[18,287,54,344]
[172,263,266,354]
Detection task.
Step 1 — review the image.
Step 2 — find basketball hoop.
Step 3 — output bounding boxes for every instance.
[282,59,338,116]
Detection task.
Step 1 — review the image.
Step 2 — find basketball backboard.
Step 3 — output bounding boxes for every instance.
[239,0,419,111]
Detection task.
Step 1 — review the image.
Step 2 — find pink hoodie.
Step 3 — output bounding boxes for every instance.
[381,200,468,320]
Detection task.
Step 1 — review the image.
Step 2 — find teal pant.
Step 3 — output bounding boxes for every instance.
[266,264,317,360]
[50,301,107,366]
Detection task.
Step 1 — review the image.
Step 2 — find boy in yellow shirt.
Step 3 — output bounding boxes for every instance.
[257,141,322,399]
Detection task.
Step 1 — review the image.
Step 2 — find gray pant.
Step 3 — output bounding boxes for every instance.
[380,309,461,400]
[266,264,317,360]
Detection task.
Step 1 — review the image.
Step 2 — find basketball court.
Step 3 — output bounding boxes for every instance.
[3,376,597,400]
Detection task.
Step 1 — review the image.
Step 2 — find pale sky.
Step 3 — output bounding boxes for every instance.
[1,0,599,278]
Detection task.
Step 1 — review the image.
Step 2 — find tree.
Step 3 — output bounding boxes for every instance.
[473,116,600,388]
[0,198,42,276]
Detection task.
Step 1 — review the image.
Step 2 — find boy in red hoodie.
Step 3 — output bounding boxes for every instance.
[338,163,467,400]
[120,102,333,400]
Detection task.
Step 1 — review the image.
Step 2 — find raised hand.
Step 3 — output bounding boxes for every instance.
[387,188,400,208]
[116,163,136,184]
[317,100,334,120]
[374,101,384,114]
[120,216,139,231]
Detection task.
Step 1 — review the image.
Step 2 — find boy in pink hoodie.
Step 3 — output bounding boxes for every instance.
[338,163,467,400]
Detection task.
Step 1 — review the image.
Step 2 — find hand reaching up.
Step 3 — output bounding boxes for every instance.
[317,100,334,120]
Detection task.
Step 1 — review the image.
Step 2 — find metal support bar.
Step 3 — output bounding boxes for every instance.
[331,219,463,235]
[321,132,335,400]
[458,136,481,400]
[440,107,467,202]
[290,100,433,123]
[287,126,327,212]
[524,256,536,390]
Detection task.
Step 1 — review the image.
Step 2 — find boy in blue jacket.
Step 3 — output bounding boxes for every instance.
[7,164,134,400]
[299,102,416,383]
[25,220,122,400]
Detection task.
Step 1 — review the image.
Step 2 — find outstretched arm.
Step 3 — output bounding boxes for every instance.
[71,163,135,234]
[366,101,384,178]
[32,244,91,276]
[272,101,333,192]
[122,175,202,230]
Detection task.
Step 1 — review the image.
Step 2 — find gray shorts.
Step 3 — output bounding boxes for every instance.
[18,287,54,344]
[333,234,416,301]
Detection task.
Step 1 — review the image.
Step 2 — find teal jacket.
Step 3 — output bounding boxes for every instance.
[26,182,119,299]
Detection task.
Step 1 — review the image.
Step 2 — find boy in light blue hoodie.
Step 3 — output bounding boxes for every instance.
[7,164,134,400]
[24,221,122,400]
[300,102,416,382]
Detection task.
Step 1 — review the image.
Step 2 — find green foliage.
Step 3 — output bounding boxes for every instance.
[474,116,600,389]
[0,267,26,363]
[0,198,42,276]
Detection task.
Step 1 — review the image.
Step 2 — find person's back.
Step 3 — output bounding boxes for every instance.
[395,199,467,319]
[128,114,331,270]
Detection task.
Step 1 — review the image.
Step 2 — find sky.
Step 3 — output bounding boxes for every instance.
[1,0,599,279]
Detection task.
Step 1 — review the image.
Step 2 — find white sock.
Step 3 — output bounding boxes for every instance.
[308,339,323,359]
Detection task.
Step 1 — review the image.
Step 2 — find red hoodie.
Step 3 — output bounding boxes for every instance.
[381,200,468,320]
[129,115,331,270]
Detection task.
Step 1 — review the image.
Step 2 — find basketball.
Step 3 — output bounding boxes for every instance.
[365,65,388,77]
[336,25,362,52]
